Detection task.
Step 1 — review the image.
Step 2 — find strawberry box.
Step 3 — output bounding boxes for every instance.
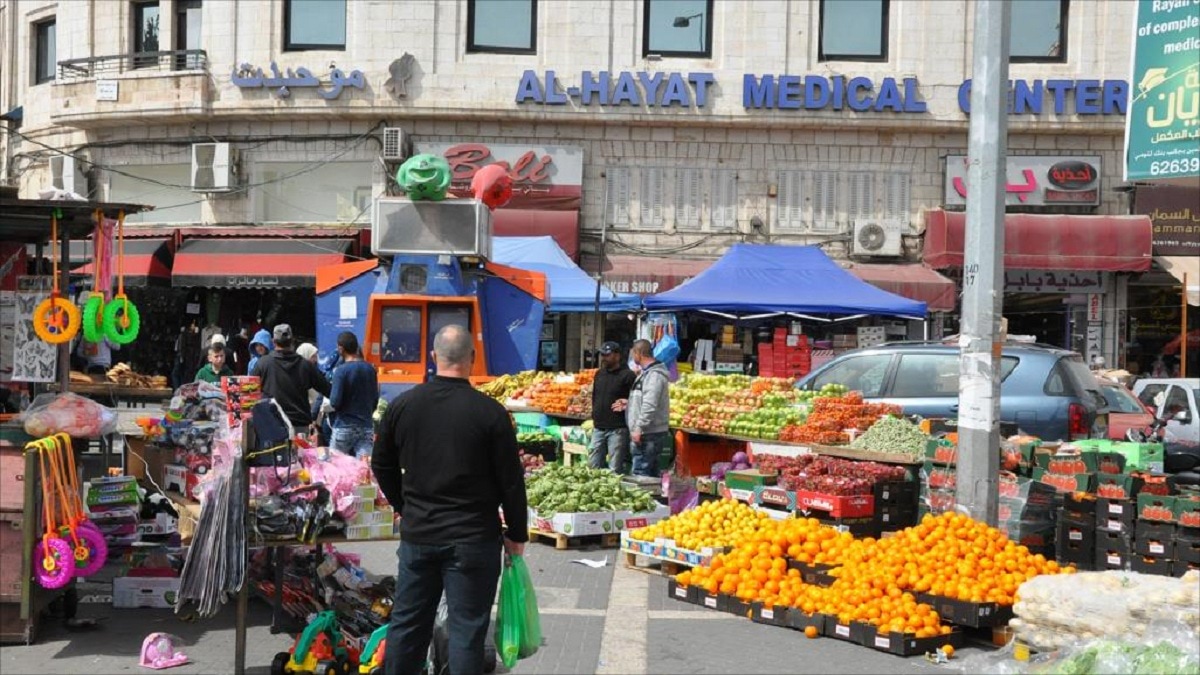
[1137,494,1177,523]
[794,490,875,518]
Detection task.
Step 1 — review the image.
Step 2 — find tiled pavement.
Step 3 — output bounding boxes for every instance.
[0,541,979,674]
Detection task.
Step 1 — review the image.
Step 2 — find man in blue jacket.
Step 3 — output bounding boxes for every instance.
[327,332,378,458]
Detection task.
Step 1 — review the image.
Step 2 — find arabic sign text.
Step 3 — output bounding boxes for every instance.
[231,62,365,99]
[1124,0,1200,181]
[944,155,1102,208]
[1133,184,1200,256]
[1004,270,1108,294]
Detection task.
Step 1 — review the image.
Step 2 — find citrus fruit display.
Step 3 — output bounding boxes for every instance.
[629,498,770,552]
[675,511,1072,638]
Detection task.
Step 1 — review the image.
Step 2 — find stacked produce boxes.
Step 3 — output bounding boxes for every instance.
[758,327,811,379]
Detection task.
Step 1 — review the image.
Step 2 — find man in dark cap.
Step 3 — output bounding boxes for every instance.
[251,323,331,433]
[589,341,636,474]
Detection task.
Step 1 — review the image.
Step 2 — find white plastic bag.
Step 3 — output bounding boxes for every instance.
[21,392,117,438]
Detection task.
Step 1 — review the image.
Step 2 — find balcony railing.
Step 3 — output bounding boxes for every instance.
[56,50,209,82]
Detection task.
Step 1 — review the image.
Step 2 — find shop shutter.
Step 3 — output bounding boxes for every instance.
[606,167,631,226]
[639,167,665,228]
[776,169,804,229]
[674,167,703,230]
[711,169,738,231]
[847,172,875,222]
[884,172,912,226]
[810,170,839,232]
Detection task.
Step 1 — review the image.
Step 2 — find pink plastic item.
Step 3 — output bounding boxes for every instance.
[33,538,75,589]
[72,526,108,577]
[139,633,189,670]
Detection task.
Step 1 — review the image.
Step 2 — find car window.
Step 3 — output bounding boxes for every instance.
[810,354,892,397]
[1100,383,1145,414]
[1046,356,1105,406]
[892,354,958,397]
[1164,386,1189,418]
[1138,384,1167,409]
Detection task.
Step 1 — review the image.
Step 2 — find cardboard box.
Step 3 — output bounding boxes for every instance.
[794,490,875,519]
[1136,519,1176,542]
[1094,474,1143,501]
[1171,560,1200,577]
[530,509,615,537]
[1095,497,1134,520]
[667,579,697,605]
[163,464,188,495]
[753,486,796,511]
[113,576,181,609]
[1175,536,1200,564]
[874,505,918,531]
[1134,536,1175,558]
[613,503,670,530]
[1137,494,1177,523]
[1032,468,1095,494]
[861,626,964,656]
[1109,442,1165,473]
[1061,492,1097,523]
[815,514,880,538]
[1174,495,1200,529]
[135,513,179,537]
[750,602,790,627]
[915,593,1014,629]
[724,469,777,491]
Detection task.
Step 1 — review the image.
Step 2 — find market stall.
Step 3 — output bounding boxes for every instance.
[643,244,928,377]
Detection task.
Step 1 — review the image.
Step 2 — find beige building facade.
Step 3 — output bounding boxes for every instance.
[0,0,1158,368]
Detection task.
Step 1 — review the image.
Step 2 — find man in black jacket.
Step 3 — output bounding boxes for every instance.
[589,341,636,474]
[372,324,527,675]
[250,324,330,432]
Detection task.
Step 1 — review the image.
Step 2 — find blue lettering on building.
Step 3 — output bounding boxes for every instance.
[516,70,1128,115]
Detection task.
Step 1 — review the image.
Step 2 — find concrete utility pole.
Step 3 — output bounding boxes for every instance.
[956,0,1011,526]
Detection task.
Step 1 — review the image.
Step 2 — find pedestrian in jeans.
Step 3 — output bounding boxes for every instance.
[626,339,672,477]
[589,341,635,474]
[372,325,527,675]
[327,332,378,459]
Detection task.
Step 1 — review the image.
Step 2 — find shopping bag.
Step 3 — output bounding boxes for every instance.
[494,560,524,668]
[511,555,542,658]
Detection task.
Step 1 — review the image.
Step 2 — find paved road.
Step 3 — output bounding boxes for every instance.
[0,540,978,674]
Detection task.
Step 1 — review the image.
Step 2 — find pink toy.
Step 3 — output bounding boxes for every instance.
[33,538,75,589]
[139,633,189,670]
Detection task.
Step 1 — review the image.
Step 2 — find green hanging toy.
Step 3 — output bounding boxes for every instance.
[101,211,140,345]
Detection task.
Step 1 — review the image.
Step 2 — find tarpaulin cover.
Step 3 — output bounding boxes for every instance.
[493,236,640,312]
[172,237,353,287]
[924,209,1154,272]
[644,243,927,319]
[72,238,174,287]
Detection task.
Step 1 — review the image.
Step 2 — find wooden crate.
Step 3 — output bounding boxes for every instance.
[527,528,620,551]
[0,603,37,645]
[0,447,27,512]
[624,551,691,577]
[0,513,26,604]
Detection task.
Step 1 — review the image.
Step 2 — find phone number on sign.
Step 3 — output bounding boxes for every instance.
[1149,158,1200,176]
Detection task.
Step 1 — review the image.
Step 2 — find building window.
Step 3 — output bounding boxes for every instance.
[133,2,161,68]
[674,168,703,230]
[284,0,346,51]
[883,173,911,224]
[846,172,875,223]
[776,170,805,230]
[643,0,713,58]
[255,161,372,223]
[639,168,666,228]
[819,0,889,62]
[810,171,839,232]
[1010,0,1067,62]
[467,0,536,54]
[34,19,56,84]
[710,170,738,231]
[605,168,631,227]
[108,164,204,224]
[174,0,203,70]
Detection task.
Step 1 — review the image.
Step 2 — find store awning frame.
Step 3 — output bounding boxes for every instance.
[171,237,355,288]
[924,209,1154,272]
[846,262,958,313]
[1157,256,1200,307]
[72,237,174,287]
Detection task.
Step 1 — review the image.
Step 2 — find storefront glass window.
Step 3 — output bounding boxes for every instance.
[381,306,421,364]
[1009,0,1067,62]
[819,0,888,62]
[643,0,713,58]
[108,164,203,223]
[468,0,536,54]
[284,0,346,51]
[254,161,372,224]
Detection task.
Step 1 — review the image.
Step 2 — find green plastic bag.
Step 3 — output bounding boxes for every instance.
[512,555,542,658]
[494,554,541,668]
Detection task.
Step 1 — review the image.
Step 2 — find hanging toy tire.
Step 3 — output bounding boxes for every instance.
[78,520,103,536]
[82,293,106,343]
[71,526,108,577]
[101,294,140,344]
[34,537,76,589]
[33,296,81,345]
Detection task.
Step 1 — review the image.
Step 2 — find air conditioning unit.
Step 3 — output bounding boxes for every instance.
[191,142,238,192]
[851,219,903,257]
[381,128,410,162]
[50,155,87,196]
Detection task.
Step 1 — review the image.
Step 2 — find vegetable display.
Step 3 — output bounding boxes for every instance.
[777,393,902,445]
[525,465,656,517]
[629,498,770,551]
[755,454,907,495]
[849,414,929,456]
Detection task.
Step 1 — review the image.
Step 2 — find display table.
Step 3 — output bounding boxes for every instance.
[69,382,173,407]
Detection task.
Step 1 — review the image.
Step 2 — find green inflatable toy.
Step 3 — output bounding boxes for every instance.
[396,154,452,201]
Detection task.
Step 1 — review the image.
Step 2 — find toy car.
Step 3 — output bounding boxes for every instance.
[271,611,359,675]
[358,625,386,675]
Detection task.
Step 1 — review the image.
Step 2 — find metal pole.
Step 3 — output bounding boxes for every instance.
[956,0,1011,526]
[1182,272,1188,378]
[593,174,610,362]
[59,223,71,394]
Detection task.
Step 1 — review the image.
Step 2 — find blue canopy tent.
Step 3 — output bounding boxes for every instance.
[643,244,928,321]
[493,236,641,312]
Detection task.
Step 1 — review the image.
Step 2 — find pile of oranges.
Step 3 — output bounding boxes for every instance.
[675,511,1073,638]
[629,498,770,551]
